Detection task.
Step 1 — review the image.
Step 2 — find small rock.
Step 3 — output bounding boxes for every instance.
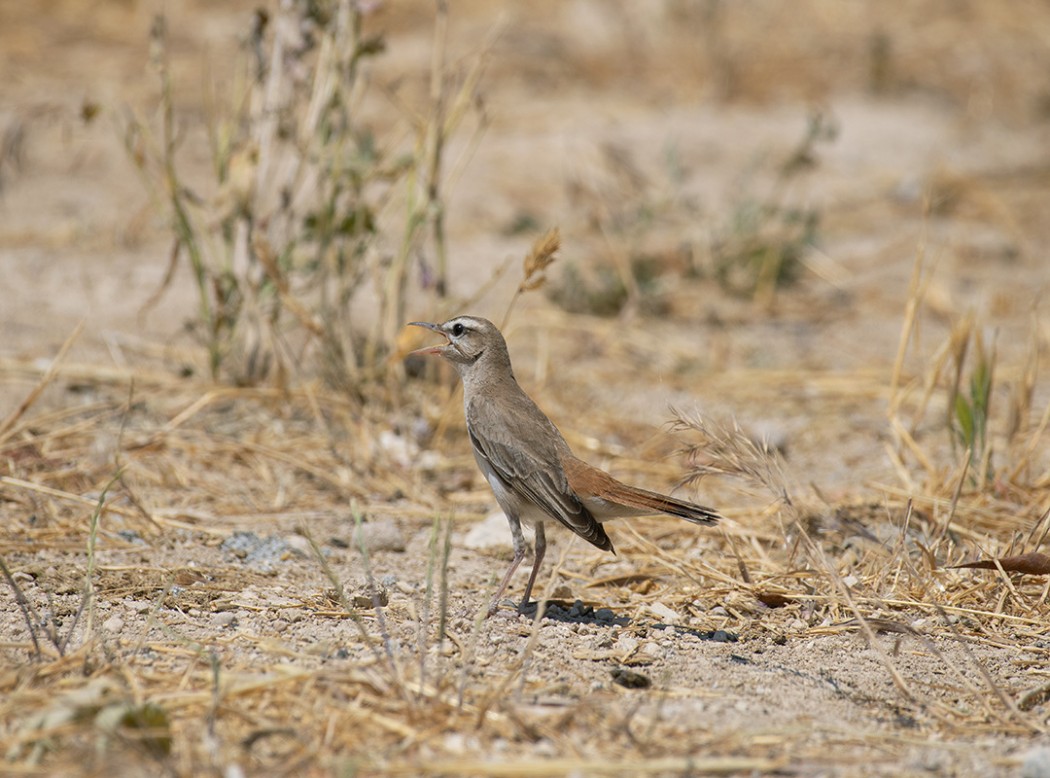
[277,608,302,623]
[417,450,442,471]
[616,636,640,654]
[594,608,616,623]
[532,739,558,758]
[569,600,584,617]
[378,430,418,467]
[220,532,296,573]
[117,529,146,545]
[214,612,238,628]
[463,512,521,551]
[352,584,389,608]
[271,619,289,633]
[284,534,313,556]
[640,642,662,659]
[590,634,614,650]
[444,732,468,755]
[352,522,406,553]
[1023,746,1050,778]
[102,615,124,633]
[647,601,679,623]
[611,668,651,689]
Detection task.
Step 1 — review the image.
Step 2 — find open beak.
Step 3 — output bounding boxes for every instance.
[407,321,448,357]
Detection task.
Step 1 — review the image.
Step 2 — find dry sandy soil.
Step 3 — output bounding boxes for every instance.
[2,1,1050,776]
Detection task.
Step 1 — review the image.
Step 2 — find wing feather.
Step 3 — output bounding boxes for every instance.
[467,393,612,551]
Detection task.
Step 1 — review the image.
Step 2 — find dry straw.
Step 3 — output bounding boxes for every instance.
[5,3,1050,774]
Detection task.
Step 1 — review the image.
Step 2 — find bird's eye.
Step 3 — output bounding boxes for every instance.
[451,322,465,337]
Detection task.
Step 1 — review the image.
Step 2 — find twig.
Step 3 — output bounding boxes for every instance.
[0,319,85,443]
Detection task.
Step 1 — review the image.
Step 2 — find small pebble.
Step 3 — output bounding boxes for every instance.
[102,615,124,633]
[271,619,289,633]
[352,584,389,608]
[616,636,640,654]
[278,608,303,623]
[284,534,312,556]
[353,522,407,553]
[647,602,678,623]
[463,512,520,551]
[1023,746,1050,778]
[640,642,662,658]
[377,430,418,467]
[611,668,651,689]
[214,612,238,628]
[117,529,146,545]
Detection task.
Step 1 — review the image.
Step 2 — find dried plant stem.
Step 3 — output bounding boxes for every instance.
[76,469,124,646]
[889,240,932,415]
[501,227,561,329]
[0,555,44,659]
[803,531,917,702]
[934,447,971,545]
[0,319,84,443]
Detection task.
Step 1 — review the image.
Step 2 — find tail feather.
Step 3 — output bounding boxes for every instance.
[612,486,720,525]
[562,455,720,525]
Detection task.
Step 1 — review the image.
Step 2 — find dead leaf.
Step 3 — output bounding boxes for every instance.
[951,551,1050,575]
[756,591,793,608]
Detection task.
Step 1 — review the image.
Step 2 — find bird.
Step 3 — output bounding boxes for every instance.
[408,315,720,616]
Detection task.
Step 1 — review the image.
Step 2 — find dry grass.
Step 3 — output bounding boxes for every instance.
[4,1,1050,775]
[1,267,1048,773]
[124,0,492,389]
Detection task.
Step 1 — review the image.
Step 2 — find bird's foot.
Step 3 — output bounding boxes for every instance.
[517,599,547,619]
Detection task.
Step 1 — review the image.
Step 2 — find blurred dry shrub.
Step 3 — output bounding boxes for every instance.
[125,1,489,394]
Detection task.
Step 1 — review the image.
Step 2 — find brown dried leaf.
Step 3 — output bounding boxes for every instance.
[756,591,793,608]
[951,551,1050,575]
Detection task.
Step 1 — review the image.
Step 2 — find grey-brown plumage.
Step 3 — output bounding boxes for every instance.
[409,315,720,616]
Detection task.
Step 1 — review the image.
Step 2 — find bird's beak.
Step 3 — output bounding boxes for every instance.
[407,321,448,357]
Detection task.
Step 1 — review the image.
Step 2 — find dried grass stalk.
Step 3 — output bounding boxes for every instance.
[669,408,794,509]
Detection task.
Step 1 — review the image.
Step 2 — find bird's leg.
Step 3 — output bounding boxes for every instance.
[487,513,527,617]
[518,522,546,614]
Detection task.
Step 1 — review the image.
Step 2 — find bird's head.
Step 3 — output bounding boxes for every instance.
[407,316,509,374]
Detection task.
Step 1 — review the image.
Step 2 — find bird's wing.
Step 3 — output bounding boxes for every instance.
[467,394,612,552]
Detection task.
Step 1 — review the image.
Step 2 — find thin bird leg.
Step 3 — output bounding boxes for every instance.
[518,522,546,613]
[487,513,528,616]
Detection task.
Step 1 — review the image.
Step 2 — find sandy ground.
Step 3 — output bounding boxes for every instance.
[2,1,1050,776]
